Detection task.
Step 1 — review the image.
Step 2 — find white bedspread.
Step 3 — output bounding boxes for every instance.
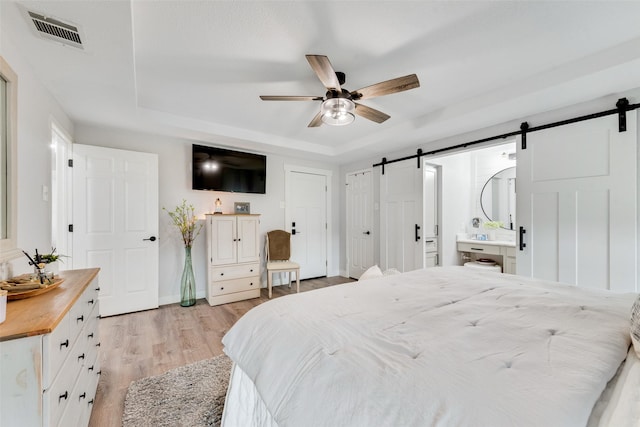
[222,267,635,427]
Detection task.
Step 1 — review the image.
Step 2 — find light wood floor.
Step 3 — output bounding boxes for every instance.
[88,276,353,427]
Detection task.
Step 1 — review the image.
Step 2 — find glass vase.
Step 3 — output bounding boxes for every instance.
[180,246,196,307]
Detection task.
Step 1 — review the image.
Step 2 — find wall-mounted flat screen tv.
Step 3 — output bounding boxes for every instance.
[192,144,266,194]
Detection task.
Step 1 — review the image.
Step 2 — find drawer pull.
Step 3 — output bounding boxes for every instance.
[250,269,254,272]
[95,287,100,291]
[88,399,94,406]
[97,370,102,375]
[88,365,94,372]
[78,353,85,361]
[470,247,484,251]
[79,392,86,401]
[59,391,68,402]
[88,299,94,305]
[96,342,101,348]
[250,282,253,286]
[60,339,69,349]
[426,240,434,243]
[220,272,224,276]
[77,315,84,322]
[88,332,94,338]
[220,287,224,291]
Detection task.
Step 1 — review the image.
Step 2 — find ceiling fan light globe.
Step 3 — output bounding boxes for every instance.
[321,98,355,126]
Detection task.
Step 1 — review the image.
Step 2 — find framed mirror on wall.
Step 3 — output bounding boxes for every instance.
[480,166,516,230]
[0,56,19,260]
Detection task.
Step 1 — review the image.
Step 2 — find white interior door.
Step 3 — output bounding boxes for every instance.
[73,144,159,316]
[286,168,328,279]
[346,169,374,279]
[423,164,439,267]
[516,112,637,292]
[380,161,424,272]
[51,124,73,265]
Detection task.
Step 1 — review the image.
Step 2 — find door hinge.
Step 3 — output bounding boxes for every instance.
[68,224,73,232]
[68,159,73,167]
[434,225,439,236]
[325,223,327,229]
[436,253,439,266]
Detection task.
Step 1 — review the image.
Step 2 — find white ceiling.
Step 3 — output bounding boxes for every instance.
[4,1,640,164]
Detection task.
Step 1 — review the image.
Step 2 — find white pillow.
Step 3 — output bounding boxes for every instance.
[383,268,401,276]
[631,295,640,357]
[359,265,383,281]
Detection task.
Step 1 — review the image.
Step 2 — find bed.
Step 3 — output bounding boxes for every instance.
[221,266,639,427]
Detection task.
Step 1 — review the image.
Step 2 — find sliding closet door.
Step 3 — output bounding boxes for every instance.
[516,111,637,292]
[380,161,423,272]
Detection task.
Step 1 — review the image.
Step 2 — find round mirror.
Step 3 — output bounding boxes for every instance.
[480,166,516,230]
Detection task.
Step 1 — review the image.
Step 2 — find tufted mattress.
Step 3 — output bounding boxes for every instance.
[221,266,637,427]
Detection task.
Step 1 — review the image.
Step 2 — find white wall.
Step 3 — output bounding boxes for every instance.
[0,27,75,274]
[74,124,341,304]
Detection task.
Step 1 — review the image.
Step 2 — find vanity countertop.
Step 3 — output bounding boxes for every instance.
[457,238,516,247]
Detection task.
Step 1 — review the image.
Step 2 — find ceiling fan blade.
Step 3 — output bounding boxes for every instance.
[352,74,420,100]
[260,95,323,101]
[308,111,324,127]
[306,55,342,92]
[354,103,390,124]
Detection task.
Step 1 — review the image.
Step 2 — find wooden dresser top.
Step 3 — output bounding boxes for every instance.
[0,268,99,342]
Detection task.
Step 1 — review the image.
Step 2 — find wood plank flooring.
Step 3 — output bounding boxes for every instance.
[88,276,353,427]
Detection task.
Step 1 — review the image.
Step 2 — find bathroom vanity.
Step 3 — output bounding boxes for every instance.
[457,238,516,274]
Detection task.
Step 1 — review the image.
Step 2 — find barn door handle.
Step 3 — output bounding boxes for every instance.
[415,224,421,242]
[143,236,156,241]
[519,226,527,251]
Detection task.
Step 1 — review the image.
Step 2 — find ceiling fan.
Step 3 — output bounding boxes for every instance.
[260,55,420,127]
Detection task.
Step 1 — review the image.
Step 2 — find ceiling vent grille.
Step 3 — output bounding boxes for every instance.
[26,11,84,49]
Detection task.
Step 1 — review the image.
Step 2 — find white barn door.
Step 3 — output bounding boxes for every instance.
[516,112,637,292]
[346,169,374,279]
[380,161,424,272]
[73,144,159,316]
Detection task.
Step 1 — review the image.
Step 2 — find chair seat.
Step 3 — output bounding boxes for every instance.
[267,260,300,271]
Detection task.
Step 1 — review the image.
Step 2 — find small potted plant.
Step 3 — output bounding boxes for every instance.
[22,248,66,284]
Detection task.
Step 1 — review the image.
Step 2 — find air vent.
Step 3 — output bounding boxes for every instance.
[26,10,84,49]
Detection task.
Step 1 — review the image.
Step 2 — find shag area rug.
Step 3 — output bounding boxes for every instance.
[122,354,233,427]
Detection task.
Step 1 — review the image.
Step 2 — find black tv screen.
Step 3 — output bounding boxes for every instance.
[192,144,266,194]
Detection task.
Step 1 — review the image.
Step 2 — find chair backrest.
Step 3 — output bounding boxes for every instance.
[267,230,291,261]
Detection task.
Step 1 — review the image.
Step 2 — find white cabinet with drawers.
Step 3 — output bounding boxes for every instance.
[206,214,261,306]
[0,268,101,427]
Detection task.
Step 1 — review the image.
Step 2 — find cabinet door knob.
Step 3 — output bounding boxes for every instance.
[59,391,68,402]
[77,315,84,322]
[220,272,224,276]
[79,392,86,401]
[88,333,94,338]
[220,287,224,290]
[78,353,85,361]
[88,299,94,305]
[60,339,69,349]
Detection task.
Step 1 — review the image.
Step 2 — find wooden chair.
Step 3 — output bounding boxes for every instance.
[266,230,300,298]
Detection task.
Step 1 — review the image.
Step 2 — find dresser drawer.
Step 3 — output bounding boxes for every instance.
[43,313,71,389]
[457,242,502,255]
[424,237,438,253]
[211,263,259,282]
[44,333,84,426]
[209,276,259,297]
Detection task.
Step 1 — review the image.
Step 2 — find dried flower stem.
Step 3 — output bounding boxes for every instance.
[165,200,202,248]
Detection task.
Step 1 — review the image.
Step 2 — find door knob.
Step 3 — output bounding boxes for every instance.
[143,236,157,241]
[363,231,371,235]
